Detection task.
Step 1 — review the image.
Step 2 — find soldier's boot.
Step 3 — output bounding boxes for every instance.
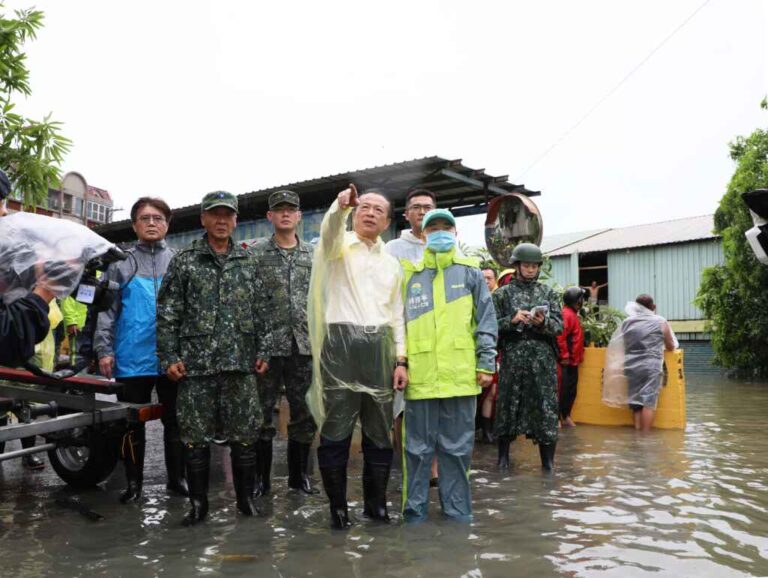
[320,466,352,530]
[21,436,45,470]
[231,443,261,516]
[362,461,391,522]
[497,436,512,472]
[164,433,189,496]
[539,442,556,471]
[288,439,320,494]
[480,417,495,444]
[254,439,272,497]
[182,445,210,526]
[119,430,145,503]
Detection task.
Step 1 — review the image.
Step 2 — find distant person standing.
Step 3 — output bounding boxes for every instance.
[557,287,585,428]
[605,295,677,432]
[481,267,498,293]
[249,190,318,496]
[582,281,607,306]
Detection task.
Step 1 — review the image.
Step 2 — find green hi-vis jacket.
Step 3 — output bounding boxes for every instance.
[401,248,498,400]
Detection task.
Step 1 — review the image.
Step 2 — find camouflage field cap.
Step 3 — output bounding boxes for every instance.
[201,191,238,214]
[268,190,300,209]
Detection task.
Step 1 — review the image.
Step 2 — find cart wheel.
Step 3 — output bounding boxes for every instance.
[48,427,120,488]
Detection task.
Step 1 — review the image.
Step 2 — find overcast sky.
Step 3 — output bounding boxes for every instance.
[8,0,767,246]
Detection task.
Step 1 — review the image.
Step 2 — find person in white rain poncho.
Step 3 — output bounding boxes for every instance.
[306,184,408,529]
[602,294,678,432]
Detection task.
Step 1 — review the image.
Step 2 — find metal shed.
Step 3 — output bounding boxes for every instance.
[543,215,725,373]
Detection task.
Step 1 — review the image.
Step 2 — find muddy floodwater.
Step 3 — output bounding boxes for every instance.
[2,375,768,577]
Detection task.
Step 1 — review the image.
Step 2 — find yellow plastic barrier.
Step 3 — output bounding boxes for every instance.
[570,347,686,430]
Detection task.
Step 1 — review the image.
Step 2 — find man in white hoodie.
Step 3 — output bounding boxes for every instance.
[385,189,435,263]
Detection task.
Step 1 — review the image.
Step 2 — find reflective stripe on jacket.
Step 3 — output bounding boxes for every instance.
[402,248,497,400]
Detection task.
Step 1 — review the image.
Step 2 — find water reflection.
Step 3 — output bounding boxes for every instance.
[1,376,768,577]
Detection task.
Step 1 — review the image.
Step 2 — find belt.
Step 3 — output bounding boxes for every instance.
[330,322,387,334]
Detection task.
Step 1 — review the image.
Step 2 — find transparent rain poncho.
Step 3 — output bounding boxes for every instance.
[603,301,679,410]
[0,212,114,304]
[305,202,402,444]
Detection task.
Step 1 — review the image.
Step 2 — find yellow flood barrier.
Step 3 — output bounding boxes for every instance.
[570,347,686,430]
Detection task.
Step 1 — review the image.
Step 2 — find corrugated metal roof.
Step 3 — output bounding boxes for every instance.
[540,228,608,254]
[96,156,539,243]
[545,214,718,256]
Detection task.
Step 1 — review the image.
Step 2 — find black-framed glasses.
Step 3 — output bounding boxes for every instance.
[407,204,435,213]
[138,215,166,223]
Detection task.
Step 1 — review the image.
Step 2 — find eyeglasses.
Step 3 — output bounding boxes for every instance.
[407,204,435,213]
[138,215,166,224]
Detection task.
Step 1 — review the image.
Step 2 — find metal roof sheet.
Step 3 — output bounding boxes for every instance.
[545,214,718,256]
[540,228,609,254]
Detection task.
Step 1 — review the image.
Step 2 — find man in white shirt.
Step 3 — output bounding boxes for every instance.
[311,183,408,529]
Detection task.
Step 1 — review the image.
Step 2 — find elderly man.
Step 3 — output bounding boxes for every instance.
[308,183,407,529]
[157,191,271,526]
[95,197,187,503]
[250,190,318,496]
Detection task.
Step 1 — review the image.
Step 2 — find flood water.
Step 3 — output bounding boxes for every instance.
[2,375,768,577]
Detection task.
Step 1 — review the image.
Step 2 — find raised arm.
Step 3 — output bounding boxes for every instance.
[319,184,357,260]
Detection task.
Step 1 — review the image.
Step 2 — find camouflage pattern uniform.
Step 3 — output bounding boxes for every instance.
[250,234,316,444]
[156,236,271,445]
[492,278,563,445]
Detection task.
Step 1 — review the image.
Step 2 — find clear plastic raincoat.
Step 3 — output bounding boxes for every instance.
[603,301,678,409]
[305,200,405,445]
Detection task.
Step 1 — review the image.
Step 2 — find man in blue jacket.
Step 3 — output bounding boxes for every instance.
[95,197,187,502]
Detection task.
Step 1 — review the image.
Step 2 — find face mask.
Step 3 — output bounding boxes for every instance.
[426,230,456,253]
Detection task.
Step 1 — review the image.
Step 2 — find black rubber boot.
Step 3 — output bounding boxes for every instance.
[119,430,145,503]
[182,445,210,526]
[254,439,272,497]
[231,443,260,516]
[480,417,495,444]
[539,442,556,471]
[320,466,352,530]
[497,436,511,472]
[21,436,45,470]
[164,434,189,496]
[362,461,391,522]
[288,440,320,494]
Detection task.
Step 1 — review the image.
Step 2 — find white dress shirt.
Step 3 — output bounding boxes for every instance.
[319,199,406,357]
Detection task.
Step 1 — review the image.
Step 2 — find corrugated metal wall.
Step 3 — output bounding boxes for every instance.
[547,256,573,288]
[607,239,723,320]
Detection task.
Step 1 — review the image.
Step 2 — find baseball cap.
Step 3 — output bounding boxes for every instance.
[268,190,300,209]
[422,208,456,229]
[201,191,238,214]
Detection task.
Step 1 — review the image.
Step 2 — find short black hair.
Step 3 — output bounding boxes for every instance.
[636,294,655,310]
[405,188,436,207]
[481,266,497,278]
[131,197,172,223]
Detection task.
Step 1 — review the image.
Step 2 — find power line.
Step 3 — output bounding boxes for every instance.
[515,0,713,181]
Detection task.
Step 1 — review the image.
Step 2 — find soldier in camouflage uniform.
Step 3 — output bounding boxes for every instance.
[249,190,318,496]
[492,243,563,471]
[156,191,272,526]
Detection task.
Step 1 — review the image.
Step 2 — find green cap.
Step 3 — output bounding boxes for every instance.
[422,208,455,229]
[201,191,238,214]
[268,190,300,209]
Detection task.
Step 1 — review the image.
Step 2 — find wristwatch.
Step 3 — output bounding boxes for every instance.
[395,360,408,369]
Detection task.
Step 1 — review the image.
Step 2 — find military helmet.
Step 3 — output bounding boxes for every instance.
[563,286,585,307]
[510,242,543,264]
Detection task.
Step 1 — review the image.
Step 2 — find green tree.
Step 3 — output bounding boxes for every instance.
[695,103,768,378]
[0,4,70,208]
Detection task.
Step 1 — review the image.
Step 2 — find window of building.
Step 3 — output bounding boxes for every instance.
[73,197,84,216]
[47,192,61,211]
[87,201,108,223]
[63,194,73,213]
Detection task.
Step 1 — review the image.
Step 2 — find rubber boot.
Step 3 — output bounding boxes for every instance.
[231,443,260,516]
[182,445,210,526]
[21,436,45,470]
[164,433,189,496]
[254,439,272,497]
[539,442,556,471]
[362,461,391,522]
[480,417,495,444]
[119,430,145,503]
[320,466,352,530]
[288,439,320,494]
[497,436,511,472]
